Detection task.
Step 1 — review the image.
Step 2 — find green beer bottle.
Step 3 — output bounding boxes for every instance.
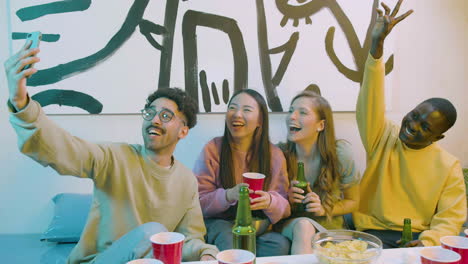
[399,218,412,247]
[293,162,308,214]
[232,186,256,255]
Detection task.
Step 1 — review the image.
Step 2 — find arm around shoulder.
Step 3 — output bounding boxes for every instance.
[357,1,413,154]
[356,54,387,154]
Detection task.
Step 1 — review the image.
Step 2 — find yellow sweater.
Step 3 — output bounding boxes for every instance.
[9,100,218,263]
[353,54,466,246]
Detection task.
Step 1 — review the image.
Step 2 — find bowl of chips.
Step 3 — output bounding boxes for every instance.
[312,230,382,264]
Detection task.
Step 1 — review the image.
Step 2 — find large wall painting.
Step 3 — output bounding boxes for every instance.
[8,0,397,114]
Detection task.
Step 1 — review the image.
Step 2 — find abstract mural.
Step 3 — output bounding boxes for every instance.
[8,0,397,113]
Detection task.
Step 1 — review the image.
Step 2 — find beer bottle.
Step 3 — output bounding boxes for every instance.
[400,218,412,247]
[232,186,256,255]
[293,162,308,214]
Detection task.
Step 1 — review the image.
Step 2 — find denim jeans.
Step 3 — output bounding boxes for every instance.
[91,222,168,264]
[363,229,420,249]
[205,218,290,257]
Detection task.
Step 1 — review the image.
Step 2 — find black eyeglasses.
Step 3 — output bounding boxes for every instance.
[140,107,186,126]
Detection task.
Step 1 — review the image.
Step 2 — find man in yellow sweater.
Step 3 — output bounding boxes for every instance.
[4,44,218,262]
[354,0,466,248]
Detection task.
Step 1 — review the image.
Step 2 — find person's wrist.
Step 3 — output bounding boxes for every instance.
[9,96,29,112]
[267,192,272,208]
[370,44,384,59]
[225,188,234,203]
[371,36,384,47]
[371,34,385,44]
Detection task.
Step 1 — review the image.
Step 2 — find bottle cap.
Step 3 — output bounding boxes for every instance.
[239,186,249,194]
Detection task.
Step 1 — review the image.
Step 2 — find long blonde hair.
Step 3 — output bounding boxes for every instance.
[281,91,341,220]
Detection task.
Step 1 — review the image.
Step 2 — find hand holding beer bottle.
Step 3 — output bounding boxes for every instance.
[289,162,325,216]
[396,217,423,247]
[303,185,325,216]
[289,162,309,215]
[399,218,412,247]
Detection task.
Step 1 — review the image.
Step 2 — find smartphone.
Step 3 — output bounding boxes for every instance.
[23,31,42,71]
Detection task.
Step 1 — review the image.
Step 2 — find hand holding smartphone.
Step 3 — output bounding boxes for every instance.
[23,31,42,71]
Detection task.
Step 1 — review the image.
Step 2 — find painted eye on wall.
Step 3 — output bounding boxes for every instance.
[276,0,326,27]
[290,0,314,6]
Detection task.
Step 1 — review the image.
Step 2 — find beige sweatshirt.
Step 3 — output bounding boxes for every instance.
[9,100,218,263]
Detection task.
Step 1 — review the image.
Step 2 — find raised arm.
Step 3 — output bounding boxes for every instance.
[5,41,108,181]
[357,0,413,153]
[369,0,413,59]
[4,40,39,111]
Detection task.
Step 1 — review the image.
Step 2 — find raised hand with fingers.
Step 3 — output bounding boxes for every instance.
[4,40,40,111]
[288,180,307,205]
[370,0,413,58]
[303,184,325,216]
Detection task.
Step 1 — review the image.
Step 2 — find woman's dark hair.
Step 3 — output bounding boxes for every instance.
[219,89,272,190]
[145,87,198,128]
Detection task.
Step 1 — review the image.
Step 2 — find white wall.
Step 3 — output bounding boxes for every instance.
[0,0,467,234]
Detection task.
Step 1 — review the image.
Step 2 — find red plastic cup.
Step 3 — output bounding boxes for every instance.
[216,249,255,264]
[242,172,265,199]
[127,259,163,264]
[441,236,468,264]
[420,247,461,264]
[150,232,185,264]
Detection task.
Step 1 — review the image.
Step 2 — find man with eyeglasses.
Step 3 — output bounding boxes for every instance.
[4,42,218,263]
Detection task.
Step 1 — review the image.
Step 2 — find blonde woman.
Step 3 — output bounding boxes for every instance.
[279,91,360,254]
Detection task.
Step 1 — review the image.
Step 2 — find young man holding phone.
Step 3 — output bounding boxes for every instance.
[4,40,218,263]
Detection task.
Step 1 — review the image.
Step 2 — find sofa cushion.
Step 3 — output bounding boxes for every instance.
[40,193,92,243]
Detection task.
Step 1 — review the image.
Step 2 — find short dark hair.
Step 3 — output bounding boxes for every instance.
[145,88,198,128]
[422,97,457,132]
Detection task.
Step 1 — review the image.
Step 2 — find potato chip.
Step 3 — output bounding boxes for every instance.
[316,239,378,264]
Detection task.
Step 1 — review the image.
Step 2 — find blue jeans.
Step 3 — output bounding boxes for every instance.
[205,218,290,256]
[90,222,168,264]
[363,229,420,249]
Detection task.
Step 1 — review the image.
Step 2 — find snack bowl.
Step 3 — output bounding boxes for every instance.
[312,230,382,264]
